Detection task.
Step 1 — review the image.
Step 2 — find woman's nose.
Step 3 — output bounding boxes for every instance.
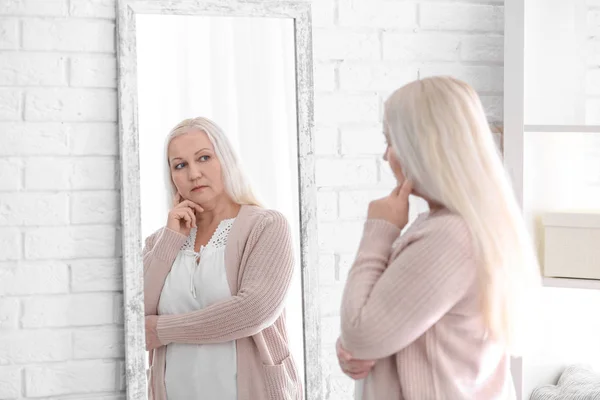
[188,164,202,179]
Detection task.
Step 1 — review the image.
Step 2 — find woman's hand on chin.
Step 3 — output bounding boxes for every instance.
[367,180,412,229]
[166,192,204,236]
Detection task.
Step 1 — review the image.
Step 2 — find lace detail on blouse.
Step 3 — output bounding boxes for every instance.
[180,218,236,299]
[182,218,236,254]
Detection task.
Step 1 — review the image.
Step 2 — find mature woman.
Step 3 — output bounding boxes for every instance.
[337,76,541,399]
[143,117,302,400]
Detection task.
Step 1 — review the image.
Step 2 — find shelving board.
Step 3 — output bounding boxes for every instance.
[543,277,600,291]
[524,125,600,133]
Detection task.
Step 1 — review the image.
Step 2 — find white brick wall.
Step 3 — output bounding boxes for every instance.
[22,19,115,52]
[0,0,505,399]
[0,53,67,85]
[338,0,417,29]
[25,360,120,397]
[0,0,68,16]
[0,1,124,399]
[0,19,20,49]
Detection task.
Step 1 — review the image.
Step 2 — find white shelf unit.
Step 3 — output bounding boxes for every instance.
[504,0,600,398]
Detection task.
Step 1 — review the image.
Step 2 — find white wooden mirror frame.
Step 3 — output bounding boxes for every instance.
[116,1,320,399]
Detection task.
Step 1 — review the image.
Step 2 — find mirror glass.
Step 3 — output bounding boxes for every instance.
[135,12,305,387]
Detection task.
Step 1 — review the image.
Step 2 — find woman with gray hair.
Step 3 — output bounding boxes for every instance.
[337,76,540,399]
[143,117,302,400]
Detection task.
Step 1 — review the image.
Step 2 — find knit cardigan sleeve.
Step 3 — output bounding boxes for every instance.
[143,227,188,316]
[156,212,295,345]
[340,215,477,360]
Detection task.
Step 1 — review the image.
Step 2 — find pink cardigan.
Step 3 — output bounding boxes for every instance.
[341,211,515,400]
[143,205,303,400]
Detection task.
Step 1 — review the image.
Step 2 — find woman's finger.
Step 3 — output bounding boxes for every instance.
[178,200,204,213]
[345,360,374,373]
[353,359,375,368]
[348,371,370,380]
[400,179,413,197]
[344,364,362,373]
[340,359,353,371]
[338,348,352,362]
[176,200,197,211]
[341,361,372,379]
[336,339,352,361]
[185,208,197,228]
[179,211,191,229]
[193,202,204,213]
[395,179,413,198]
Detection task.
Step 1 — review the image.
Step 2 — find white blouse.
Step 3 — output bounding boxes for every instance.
[157,218,237,400]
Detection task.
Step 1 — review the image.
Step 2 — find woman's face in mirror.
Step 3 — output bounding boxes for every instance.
[168,129,225,204]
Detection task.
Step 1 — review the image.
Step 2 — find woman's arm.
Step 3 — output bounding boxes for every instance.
[143,228,188,316]
[340,215,477,360]
[156,212,294,345]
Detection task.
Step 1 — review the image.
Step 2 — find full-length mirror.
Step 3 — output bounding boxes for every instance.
[117,1,318,399]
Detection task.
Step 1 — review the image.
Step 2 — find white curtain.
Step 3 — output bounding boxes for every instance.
[136,14,305,383]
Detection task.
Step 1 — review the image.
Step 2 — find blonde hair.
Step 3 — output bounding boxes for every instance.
[384,76,540,355]
[164,117,262,207]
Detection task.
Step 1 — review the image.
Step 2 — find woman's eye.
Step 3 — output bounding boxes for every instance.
[199,155,210,162]
[174,162,185,170]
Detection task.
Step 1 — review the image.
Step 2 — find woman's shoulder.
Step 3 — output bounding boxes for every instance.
[412,210,473,252]
[231,206,293,254]
[238,205,290,229]
[425,210,469,233]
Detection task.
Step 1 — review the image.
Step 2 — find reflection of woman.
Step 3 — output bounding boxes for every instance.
[337,77,540,399]
[143,117,302,400]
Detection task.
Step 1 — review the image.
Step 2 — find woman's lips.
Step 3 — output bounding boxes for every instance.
[191,186,207,192]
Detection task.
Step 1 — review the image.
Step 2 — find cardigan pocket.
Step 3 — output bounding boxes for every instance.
[262,355,302,400]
